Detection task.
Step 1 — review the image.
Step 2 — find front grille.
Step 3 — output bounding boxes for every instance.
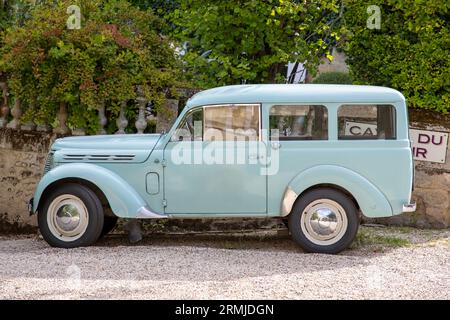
[43,152,54,174]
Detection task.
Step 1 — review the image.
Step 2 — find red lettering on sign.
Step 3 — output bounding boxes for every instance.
[412,147,427,159]
[431,135,443,146]
[418,134,430,144]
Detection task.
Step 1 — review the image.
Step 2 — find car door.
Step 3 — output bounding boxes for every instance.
[266,104,330,214]
[163,104,267,215]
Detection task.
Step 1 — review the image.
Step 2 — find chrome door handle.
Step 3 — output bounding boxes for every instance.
[271,142,281,150]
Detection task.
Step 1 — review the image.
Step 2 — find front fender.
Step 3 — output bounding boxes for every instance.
[33,163,148,218]
[282,165,393,218]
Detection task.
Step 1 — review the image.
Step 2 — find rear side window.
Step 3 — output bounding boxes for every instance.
[270,105,328,140]
[338,104,396,140]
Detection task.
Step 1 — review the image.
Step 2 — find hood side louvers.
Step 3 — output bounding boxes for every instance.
[62,154,136,162]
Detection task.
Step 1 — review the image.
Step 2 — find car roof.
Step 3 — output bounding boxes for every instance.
[186,84,405,108]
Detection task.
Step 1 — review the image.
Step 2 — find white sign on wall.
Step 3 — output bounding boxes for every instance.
[344,121,377,136]
[344,121,448,164]
[410,129,448,164]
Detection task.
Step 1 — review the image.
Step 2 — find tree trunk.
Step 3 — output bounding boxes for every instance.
[267,62,284,83]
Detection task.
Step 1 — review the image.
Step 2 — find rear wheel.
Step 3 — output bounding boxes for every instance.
[288,188,359,254]
[38,183,104,248]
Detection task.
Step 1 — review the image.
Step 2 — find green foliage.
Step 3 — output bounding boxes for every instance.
[344,0,450,114]
[0,0,44,32]
[312,71,352,84]
[169,0,344,88]
[129,0,179,17]
[352,227,410,249]
[0,0,181,133]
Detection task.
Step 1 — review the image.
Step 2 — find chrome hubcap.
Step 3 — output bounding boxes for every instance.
[301,199,348,246]
[47,195,89,241]
[56,204,81,232]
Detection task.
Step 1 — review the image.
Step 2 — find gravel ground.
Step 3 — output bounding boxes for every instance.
[0,226,449,300]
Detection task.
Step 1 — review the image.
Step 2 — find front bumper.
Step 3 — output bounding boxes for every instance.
[402,202,416,213]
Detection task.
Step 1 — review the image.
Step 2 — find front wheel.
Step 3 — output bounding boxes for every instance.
[288,188,359,254]
[38,183,104,248]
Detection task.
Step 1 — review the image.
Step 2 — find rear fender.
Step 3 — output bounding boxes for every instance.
[281,165,393,218]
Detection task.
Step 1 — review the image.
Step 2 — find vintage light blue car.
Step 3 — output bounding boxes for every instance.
[30,84,415,253]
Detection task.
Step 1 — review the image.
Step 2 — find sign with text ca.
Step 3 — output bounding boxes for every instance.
[344,121,448,164]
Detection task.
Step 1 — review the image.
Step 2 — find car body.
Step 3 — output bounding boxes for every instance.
[31,84,415,253]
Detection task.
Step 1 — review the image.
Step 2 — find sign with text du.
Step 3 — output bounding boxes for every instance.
[410,129,448,164]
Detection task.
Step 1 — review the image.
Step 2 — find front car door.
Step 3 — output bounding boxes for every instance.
[163,104,267,215]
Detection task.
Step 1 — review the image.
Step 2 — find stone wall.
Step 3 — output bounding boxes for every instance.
[370,110,450,228]
[317,48,349,74]
[0,129,58,232]
[306,48,350,83]
[0,110,449,232]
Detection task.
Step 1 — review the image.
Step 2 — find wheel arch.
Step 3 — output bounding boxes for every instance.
[37,178,111,215]
[281,165,393,218]
[297,183,360,211]
[32,163,148,218]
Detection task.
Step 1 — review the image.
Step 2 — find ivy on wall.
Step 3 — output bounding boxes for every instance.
[0,0,182,133]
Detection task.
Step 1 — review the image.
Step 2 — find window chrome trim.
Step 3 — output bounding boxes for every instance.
[170,106,204,142]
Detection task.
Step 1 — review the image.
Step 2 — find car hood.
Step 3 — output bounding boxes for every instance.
[52,134,163,164]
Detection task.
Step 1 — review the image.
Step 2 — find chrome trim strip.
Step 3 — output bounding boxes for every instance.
[402,202,416,213]
[136,206,168,219]
[281,187,298,216]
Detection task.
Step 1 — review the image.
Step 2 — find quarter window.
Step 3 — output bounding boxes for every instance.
[269,105,328,140]
[338,104,396,140]
[171,108,203,141]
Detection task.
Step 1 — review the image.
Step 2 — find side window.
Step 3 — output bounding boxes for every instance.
[204,104,260,141]
[171,108,203,141]
[269,105,328,140]
[338,104,396,140]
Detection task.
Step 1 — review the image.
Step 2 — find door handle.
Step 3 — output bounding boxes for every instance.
[271,142,281,150]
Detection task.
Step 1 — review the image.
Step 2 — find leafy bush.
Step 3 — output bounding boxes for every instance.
[0,0,181,133]
[129,0,179,17]
[169,0,344,88]
[312,72,352,84]
[344,0,450,114]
